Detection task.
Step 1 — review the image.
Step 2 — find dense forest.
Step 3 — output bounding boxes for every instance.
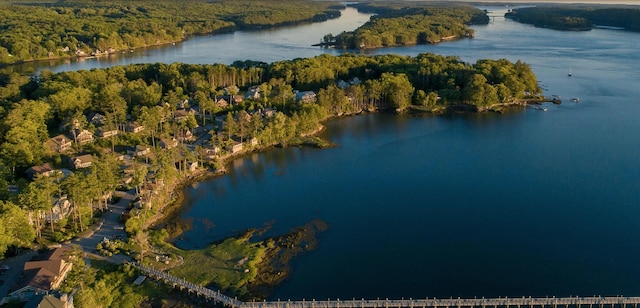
[0,52,542,259]
[323,2,489,49]
[0,0,342,65]
[505,6,640,31]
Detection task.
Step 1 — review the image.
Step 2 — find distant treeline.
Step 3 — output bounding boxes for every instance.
[323,2,489,49]
[505,6,640,31]
[0,0,342,65]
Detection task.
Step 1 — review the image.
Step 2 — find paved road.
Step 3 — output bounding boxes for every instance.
[0,250,37,299]
[71,188,136,263]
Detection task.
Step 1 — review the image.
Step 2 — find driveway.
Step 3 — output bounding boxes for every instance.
[72,189,136,261]
[0,250,37,299]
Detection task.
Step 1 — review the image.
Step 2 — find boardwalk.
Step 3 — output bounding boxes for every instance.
[132,263,640,308]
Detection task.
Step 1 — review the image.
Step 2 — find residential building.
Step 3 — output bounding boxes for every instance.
[173,109,193,122]
[127,145,151,157]
[44,196,72,223]
[96,127,118,138]
[68,154,93,169]
[244,86,261,100]
[229,141,243,153]
[70,129,94,145]
[86,112,106,126]
[46,135,72,153]
[23,293,75,308]
[26,163,59,179]
[214,97,229,108]
[6,247,73,303]
[124,122,145,133]
[159,138,178,149]
[295,90,317,103]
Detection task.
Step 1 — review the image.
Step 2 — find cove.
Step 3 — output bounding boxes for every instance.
[174,6,640,301]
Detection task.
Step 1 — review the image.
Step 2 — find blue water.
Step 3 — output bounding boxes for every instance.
[20,4,640,301]
[174,7,640,300]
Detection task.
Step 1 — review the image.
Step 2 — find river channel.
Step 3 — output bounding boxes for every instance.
[18,4,640,301]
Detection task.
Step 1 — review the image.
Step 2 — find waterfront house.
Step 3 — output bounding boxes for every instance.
[46,135,72,153]
[68,154,93,169]
[249,137,259,146]
[229,141,243,153]
[203,147,220,160]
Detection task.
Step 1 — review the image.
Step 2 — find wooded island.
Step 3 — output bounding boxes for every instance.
[322,2,489,49]
[505,6,640,31]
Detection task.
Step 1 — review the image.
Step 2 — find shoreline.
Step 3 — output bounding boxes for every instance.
[0,12,342,69]
[140,99,548,299]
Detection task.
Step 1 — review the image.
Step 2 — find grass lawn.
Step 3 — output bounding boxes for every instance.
[167,235,267,296]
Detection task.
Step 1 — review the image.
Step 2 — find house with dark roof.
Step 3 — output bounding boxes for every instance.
[45,135,72,153]
[173,109,194,122]
[26,163,59,179]
[68,154,93,169]
[124,122,145,133]
[87,112,106,126]
[5,247,72,303]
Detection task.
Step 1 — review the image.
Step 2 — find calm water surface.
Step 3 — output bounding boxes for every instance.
[23,5,640,300]
[175,7,640,300]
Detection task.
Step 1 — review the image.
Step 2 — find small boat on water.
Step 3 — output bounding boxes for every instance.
[568,67,573,77]
[571,97,580,102]
[542,108,548,111]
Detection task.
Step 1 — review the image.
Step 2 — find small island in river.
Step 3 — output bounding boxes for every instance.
[319,2,489,49]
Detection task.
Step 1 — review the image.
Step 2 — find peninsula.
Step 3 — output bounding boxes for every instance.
[0,51,543,305]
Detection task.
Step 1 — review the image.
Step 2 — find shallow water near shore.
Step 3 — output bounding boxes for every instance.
[21,3,640,302]
[174,7,640,300]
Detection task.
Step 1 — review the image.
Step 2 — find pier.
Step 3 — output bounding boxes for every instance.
[132,263,640,308]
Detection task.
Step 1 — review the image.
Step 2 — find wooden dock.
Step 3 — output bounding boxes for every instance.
[132,263,640,308]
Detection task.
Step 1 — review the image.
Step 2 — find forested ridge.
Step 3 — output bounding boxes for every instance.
[505,6,640,31]
[0,0,342,65]
[323,2,489,49]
